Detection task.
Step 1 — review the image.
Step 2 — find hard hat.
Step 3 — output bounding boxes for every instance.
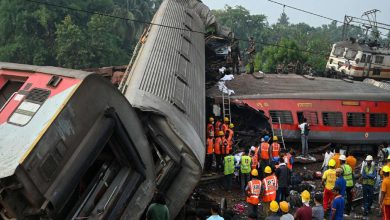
[279,201,289,213]
[328,159,336,167]
[261,138,265,142]
[218,131,224,136]
[264,135,270,141]
[251,169,258,177]
[387,155,390,160]
[301,190,310,202]
[339,155,346,161]
[224,117,229,122]
[273,136,278,141]
[383,166,390,173]
[365,155,373,161]
[209,117,214,122]
[269,201,279,213]
[264,166,272,174]
[250,146,256,152]
[229,123,234,128]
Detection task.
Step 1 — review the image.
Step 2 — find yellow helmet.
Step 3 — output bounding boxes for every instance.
[224,117,230,122]
[301,190,310,202]
[270,200,279,212]
[251,169,258,176]
[264,166,272,174]
[383,166,390,173]
[273,136,278,141]
[328,159,336,167]
[279,201,289,213]
[209,117,214,122]
[218,131,224,136]
[229,123,234,128]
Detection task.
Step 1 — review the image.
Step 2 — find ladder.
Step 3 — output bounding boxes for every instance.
[222,92,231,122]
[270,117,286,149]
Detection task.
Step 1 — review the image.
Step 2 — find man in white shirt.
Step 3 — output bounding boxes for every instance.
[322,148,334,173]
[298,118,309,157]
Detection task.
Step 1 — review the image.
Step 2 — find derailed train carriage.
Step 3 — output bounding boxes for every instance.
[0,0,224,219]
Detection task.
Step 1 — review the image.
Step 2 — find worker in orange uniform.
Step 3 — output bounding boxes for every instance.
[258,136,271,178]
[262,166,278,217]
[222,132,229,156]
[322,159,337,215]
[245,169,262,218]
[214,131,224,173]
[271,136,281,164]
[205,135,214,172]
[250,146,259,171]
[214,118,222,137]
[380,165,390,220]
[225,123,234,153]
[207,117,215,138]
[346,152,357,171]
[283,148,294,171]
[222,117,230,133]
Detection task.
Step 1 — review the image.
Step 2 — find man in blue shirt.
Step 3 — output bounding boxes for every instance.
[207,205,224,220]
[335,168,346,197]
[331,185,345,220]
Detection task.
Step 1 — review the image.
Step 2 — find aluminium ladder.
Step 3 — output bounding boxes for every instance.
[222,92,231,122]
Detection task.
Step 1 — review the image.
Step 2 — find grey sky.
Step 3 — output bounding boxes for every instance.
[202,0,390,34]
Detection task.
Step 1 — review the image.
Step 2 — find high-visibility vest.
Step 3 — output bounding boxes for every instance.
[214,137,222,155]
[206,138,214,155]
[262,175,278,202]
[222,123,228,133]
[342,164,354,187]
[224,155,235,175]
[241,156,252,174]
[215,121,222,135]
[222,137,229,155]
[363,165,375,185]
[246,179,262,205]
[284,154,293,170]
[251,155,258,170]
[271,142,280,158]
[227,128,234,151]
[260,143,270,160]
[207,123,214,137]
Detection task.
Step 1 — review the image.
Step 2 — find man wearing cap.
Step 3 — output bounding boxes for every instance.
[331,185,345,220]
[265,201,280,220]
[262,166,278,217]
[280,201,294,220]
[380,166,390,220]
[340,154,354,216]
[245,169,262,219]
[362,155,377,216]
[294,190,312,220]
[322,159,337,213]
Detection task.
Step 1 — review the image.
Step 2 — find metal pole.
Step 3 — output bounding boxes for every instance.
[278,117,286,149]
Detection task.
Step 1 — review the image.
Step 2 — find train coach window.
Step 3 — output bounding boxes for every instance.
[375,56,384,64]
[361,54,366,63]
[333,47,344,57]
[373,67,381,76]
[345,49,357,60]
[297,111,318,125]
[347,112,366,127]
[370,113,388,127]
[269,110,293,124]
[322,112,343,127]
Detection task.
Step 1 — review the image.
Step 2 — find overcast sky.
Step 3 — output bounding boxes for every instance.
[202,0,390,34]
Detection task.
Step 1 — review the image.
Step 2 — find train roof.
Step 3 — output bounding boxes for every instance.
[0,62,91,79]
[207,74,390,101]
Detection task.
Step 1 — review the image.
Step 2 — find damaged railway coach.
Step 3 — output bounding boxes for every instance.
[0,0,220,219]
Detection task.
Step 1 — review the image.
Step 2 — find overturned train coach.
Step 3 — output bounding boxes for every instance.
[0,0,220,219]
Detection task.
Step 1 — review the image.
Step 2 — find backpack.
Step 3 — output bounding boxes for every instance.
[304,123,310,135]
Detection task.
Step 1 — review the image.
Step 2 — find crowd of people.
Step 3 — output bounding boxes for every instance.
[204,116,390,220]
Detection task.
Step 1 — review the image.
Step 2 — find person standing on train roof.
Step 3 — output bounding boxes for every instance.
[207,117,215,138]
[298,118,309,157]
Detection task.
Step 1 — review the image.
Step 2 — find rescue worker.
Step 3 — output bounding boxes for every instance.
[214,118,222,138]
[283,148,294,171]
[339,154,354,216]
[258,136,271,178]
[223,151,235,191]
[207,117,215,138]
[280,201,294,220]
[362,155,376,217]
[265,201,279,220]
[205,134,214,172]
[245,169,261,218]
[331,150,341,169]
[240,150,252,194]
[294,190,312,220]
[226,123,234,154]
[271,136,280,163]
[250,146,259,171]
[346,152,357,171]
[380,165,390,220]
[214,131,224,172]
[222,117,229,133]
[262,166,278,217]
[221,132,229,157]
[322,159,336,214]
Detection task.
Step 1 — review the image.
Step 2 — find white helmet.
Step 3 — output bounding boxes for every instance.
[250,146,256,152]
[365,155,373,161]
[339,155,346,161]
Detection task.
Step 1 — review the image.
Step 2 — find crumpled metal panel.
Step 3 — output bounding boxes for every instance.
[124,0,208,163]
